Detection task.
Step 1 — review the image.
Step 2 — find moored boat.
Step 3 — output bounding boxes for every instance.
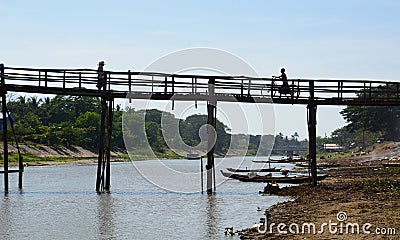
[295,162,340,168]
[226,167,281,173]
[382,163,400,167]
[220,170,327,184]
[187,153,201,160]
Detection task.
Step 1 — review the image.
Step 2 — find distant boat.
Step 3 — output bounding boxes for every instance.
[295,162,340,168]
[292,153,304,161]
[252,159,271,163]
[268,156,296,163]
[382,163,400,167]
[226,167,281,173]
[252,156,289,163]
[220,170,327,184]
[187,153,201,160]
[252,156,299,163]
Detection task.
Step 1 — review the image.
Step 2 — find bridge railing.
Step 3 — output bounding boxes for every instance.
[2,66,400,104]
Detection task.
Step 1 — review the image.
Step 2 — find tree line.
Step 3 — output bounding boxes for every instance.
[2,95,308,156]
[319,84,400,150]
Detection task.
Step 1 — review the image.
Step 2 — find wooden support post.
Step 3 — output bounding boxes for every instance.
[128,70,132,103]
[200,156,204,194]
[1,64,9,193]
[63,70,66,89]
[18,146,23,191]
[45,71,48,88]
[96,96,107,192]
[172,76,175,94]
[105,99,113,192]
[79,73,82,88]
[164,76,168,94]
[308,81,318,187]
[241,80,244,97]
[207,78,216,194]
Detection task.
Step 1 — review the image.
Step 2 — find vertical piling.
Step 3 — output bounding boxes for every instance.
[1,64,9,193]
[207,78,216,194]
[105,99,113,192]
[95,66,114,193]
[96,96,107,192]
[308,81,318,187]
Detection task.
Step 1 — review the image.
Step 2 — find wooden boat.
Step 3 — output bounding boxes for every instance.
[220,170,327,184]
[268,156,300,163]
[226,167,282,173]
[253,155,306,164]
[295,162,340,168]
[252,159,295,163]
[186,153,201,160]
[382,163,400,167]
[292,154,304,161]
[259,182,280,194]
[252,160,271,163]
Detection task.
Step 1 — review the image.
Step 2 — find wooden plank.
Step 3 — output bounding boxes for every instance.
[0,169,21,174]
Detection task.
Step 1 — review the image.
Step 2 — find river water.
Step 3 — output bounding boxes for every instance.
[0,157,294,240]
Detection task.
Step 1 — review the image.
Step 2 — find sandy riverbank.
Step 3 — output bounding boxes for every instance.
[0,143,129,167]
[239,144,400,239]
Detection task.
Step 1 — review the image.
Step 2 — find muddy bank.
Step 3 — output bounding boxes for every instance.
[0,144,124,158]
[0,143,128,167]
[239,163,400,239]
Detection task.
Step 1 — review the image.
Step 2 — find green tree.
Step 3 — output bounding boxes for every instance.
[76,111,101,148]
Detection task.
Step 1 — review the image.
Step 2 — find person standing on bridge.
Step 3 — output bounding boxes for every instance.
[97,61,105,90]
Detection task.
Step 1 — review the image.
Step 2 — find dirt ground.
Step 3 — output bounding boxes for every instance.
[239,142,400,239]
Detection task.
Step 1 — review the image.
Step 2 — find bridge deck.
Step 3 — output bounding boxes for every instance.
[2,66,400,106]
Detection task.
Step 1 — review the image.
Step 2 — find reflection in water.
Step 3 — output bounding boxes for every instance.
[205,194,220,239]
[0,196,12,238]
[97,194,116,239]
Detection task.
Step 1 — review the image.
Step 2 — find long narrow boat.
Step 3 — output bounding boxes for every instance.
[253,157,305,163]
[382,163,400,167]
[226,167,282,173]
[295,163,340,168]
[220,170,327,184]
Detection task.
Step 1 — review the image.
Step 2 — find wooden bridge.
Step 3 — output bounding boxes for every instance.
[1,64,400,193]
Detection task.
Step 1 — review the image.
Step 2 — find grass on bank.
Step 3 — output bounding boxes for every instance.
[0,152,93,166]
[0,152,133,167]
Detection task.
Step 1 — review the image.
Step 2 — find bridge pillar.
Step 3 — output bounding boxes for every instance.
[96,71,113,193]
[308,81,318,187]
[96,97,113,193]
[1,64,9,193]
[206,78,216,194]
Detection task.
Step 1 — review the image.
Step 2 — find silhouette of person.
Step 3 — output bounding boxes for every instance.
[279,68,288,86]
[277,68,290,94]
[97,61,105,90]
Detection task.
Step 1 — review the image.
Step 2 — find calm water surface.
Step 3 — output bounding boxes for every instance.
[0,157,294,240]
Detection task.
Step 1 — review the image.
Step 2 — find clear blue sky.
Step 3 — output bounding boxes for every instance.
[2,0,400,138]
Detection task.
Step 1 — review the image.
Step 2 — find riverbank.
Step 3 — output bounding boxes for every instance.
[0,143,194,167]
[0,143,129,167]
[239,143,400,239]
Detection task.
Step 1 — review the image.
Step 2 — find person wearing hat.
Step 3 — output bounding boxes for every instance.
[97,61,105,90]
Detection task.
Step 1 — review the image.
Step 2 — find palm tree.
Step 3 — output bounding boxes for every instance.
[293,132,299,141]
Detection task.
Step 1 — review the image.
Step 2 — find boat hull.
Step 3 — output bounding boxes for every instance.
[220,170,326,184]
[226,167,281,173]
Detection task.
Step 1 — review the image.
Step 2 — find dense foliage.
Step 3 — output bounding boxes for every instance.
[3,95,308,156]
[319,84,400,150]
